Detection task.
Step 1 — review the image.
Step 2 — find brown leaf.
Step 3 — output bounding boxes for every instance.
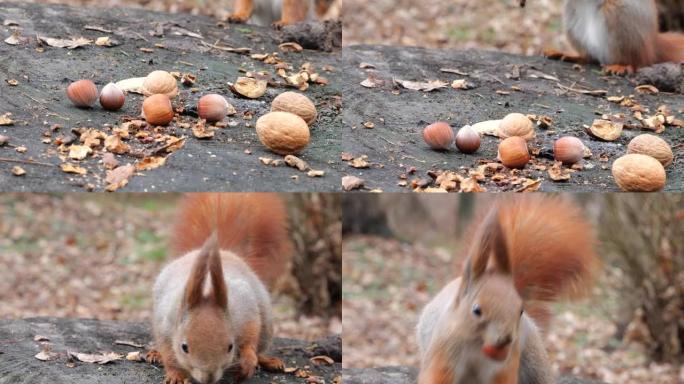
[394,78,448,92]
[342,175,364,191]
[61,163,87,175]
[105,164,135,192]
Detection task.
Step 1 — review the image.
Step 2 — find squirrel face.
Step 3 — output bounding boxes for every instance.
[457,274,523,362]
[175,233,234,384]
[173,304,235,384]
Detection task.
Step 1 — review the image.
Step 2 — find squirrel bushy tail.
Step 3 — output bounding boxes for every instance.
[467,195,599,328]
[172,193,292,289]
[657,32,684,64]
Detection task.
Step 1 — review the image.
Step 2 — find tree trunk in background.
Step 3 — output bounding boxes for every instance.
[599,194,684,363]
[341,194,392,236]
[288,193,342,318]
[658,0,684,31]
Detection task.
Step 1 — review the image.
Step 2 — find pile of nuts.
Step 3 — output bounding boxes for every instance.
[67,70,233,127]
[611,133,672,192]
[256,91,317,155]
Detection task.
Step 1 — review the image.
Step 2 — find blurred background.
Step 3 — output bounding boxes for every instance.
[343,0,684,54]
[0,193,341,340]
[21,0,239,19]
[342,194,684,384]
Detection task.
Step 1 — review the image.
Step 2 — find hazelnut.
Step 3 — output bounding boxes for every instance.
[455,125,481,154]
[142,94,174,126]
[271,91,317,125]
[198,94,233,123]
[612,154,666,192]
[423,122,454,150]
[498,113,535,141]
[498,136,530,169]
[256,111,310,155]
[553,136,585,165]
[142,70,179,99]
[627,134,673,167]
[99,83,125,111]
[67,79,98,108]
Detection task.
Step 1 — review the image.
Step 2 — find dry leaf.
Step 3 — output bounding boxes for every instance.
[61,163,87,175]
[284,155,309,171]
[310,355,334,365]
[135,156,166,171]
[0,113,14,126]
[68,145,93,160]
[4,31,26,45]
[35,350,59,361]
[38,36,92,49]
[105,164,135,192]
[192,119,215,139]
[233,77,267,99]
[71,351,123,364]
[105,135,130,154]
[586,119,623,141]
[342,175,364,191]
[279,42,303,53]
[548,161,571,182]
[11,166,25,176]
[394,78,448,92]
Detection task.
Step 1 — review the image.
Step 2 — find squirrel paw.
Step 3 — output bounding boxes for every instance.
[163,370,190,384]
[258,355,285,372]
[227,14,249,23]
[145,349,163,365]
[236,355,258,381]
[602,64,634,76]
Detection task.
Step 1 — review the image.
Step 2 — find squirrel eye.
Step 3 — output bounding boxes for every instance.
[472,303,482,317]
[181,343,189,353]
[228,343,234,353]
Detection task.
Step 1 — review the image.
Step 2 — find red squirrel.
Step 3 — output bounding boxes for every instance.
[416,196,599,384]
[228,0,336,26]
[147,193,292,384]
[526,0,684,74]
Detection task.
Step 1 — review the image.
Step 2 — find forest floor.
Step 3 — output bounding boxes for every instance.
[0,194,340,341]
[342,235,683,384]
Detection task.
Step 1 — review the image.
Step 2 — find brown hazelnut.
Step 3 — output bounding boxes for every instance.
[423,122,454,150]
[553,136,585,165]
[99,83,125,111]
[498,136,530,169]
[612,154,666,192]
[198,94,233,123]
[142,94,174,126]
[455,125,481,154]
[67,79,98,108]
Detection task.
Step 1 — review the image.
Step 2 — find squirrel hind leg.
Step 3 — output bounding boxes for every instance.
[257,354,285,372]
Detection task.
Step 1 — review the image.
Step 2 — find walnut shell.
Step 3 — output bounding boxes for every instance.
[271,91,317,125]
[256,112,310,155]
[627,134,673,167]
[498,113,535,140]
[142,70,179,99]
[612,154,666,192]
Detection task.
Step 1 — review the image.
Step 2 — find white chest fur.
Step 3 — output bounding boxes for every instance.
[564,0,612,64]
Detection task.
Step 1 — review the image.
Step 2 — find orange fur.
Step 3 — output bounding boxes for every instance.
[229,0,335,25]
[463,196,599,330]
[172,193,292,289]
[657,32,684,64]
[417,350,455,384]
[237,320,261,380]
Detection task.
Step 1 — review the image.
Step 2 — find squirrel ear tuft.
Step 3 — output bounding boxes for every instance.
[207,231,228,311]
[468,207,511,279]
[183,233,219,310]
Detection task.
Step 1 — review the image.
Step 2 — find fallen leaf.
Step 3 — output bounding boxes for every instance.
[586,119,623,141]
[548,161,572,182]
[105,164,135,192]
[0,113,14,126]
[394,78,448,92]
[70,351,123,364]
[279,42,303,53]
[61,163,87,175]
[68,145,93,160]
[135,156,166,171]
[342,175,364,191]
[114,340,144,348]
[192,119,215,139]
[6,79,18,86]
[105,135,130,154]
[4,31,26,45]
[310,355,334,365]
[11,166,25,176]
[232,77,267,99]
[35,350,59,361]
[38,36,92,49]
